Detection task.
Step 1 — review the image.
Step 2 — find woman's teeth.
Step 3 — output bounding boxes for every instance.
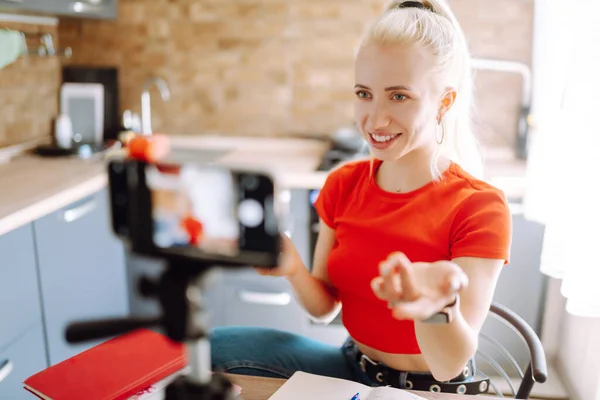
[371,133,399,143]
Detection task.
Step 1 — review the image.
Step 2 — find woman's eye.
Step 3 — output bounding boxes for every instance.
[392,93,406,101]
[355,91,371,99]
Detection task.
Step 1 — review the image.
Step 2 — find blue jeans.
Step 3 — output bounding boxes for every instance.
[209,326,376,386]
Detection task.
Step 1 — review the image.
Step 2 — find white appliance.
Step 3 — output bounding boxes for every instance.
[60,83,104,145]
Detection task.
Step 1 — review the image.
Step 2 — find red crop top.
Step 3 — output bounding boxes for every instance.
[313,159,512,354]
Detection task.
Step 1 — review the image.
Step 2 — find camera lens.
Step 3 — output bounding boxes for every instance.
[238,199,264,228]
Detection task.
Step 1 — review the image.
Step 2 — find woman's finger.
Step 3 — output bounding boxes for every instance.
[370,277,386,300]
[378,260,399,300]
[431,261,468,295]
[393,254,419,301]
[371,276,403,303]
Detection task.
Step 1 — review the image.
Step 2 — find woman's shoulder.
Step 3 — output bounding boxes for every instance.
[446,162,511,216]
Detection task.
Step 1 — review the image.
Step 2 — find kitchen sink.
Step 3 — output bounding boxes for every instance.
[165,147,232,164]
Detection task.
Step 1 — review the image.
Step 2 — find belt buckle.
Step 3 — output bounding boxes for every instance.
[359,354,377,373]
[359,354,378,373]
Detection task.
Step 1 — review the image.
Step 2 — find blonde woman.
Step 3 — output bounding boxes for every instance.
[211,1,511,394]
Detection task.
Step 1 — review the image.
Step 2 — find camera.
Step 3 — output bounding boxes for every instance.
[107,156,282,268]
[66,154,285,399]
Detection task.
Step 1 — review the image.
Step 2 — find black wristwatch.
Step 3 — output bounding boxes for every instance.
[422,295,459,324]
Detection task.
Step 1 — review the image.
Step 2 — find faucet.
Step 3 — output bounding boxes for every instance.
[141,76,171,135]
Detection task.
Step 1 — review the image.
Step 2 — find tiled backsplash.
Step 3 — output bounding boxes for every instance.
[1,0,534,153]
[0,21,61,148]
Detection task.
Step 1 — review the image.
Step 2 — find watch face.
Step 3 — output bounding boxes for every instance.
[423,311,450,324]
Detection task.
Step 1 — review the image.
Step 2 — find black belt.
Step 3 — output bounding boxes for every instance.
[355,350,490,395]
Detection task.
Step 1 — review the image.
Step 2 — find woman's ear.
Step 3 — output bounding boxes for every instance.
[437,88,457,122]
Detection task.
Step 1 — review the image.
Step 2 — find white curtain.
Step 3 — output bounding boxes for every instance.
[523,0,600,317]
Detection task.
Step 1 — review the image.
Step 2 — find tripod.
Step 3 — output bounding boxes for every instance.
[66,259,237,400]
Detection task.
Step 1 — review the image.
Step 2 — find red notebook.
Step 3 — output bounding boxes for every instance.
[23,329,187,400]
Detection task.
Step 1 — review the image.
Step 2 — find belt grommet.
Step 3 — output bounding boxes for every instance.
[405,380,413,389]
[463,366,470,377]
[457,384,467,394]
[376,372,384,383]
[430,384,441,392]
[480,381,489,392]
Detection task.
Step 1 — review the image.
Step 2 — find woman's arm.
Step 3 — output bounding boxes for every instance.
[286,221,341,322]
[413,257,503,381]
[372,253,504,381]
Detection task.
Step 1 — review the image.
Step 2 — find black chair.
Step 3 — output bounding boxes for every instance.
[473,302,548,398]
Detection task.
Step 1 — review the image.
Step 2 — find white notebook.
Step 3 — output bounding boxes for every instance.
[268,371,427,400]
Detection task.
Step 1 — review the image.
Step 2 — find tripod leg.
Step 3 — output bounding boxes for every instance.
[187,337,212,385]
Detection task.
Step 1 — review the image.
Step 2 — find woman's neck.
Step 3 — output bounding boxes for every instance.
[375,148,450,194]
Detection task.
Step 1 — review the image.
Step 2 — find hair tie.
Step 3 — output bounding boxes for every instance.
[397,1,431,11]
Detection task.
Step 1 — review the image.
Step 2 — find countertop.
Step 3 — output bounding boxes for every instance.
[0,134,527,237]
[0,135,332,236]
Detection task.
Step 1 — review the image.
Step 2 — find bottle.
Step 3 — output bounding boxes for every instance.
[54,114,73,149]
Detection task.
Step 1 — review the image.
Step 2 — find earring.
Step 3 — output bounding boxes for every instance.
[436,118,445,145]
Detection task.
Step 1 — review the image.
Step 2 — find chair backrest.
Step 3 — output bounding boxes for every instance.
[474,302,548,398]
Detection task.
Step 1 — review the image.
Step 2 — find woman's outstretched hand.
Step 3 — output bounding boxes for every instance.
[254,233,303,278]
[370,252,468,321]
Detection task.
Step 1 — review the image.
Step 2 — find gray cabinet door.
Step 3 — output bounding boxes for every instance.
[0,224,45,354]
[220,272,305,334]
[0,324,47,400]
[33,189,129,365]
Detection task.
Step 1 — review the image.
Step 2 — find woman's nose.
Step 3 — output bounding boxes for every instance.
[368,105,392,130]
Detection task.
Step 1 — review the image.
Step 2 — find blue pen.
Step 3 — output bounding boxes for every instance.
[350,393,360,400]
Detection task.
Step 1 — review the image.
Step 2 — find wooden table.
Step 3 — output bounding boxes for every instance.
[225,374,495,399]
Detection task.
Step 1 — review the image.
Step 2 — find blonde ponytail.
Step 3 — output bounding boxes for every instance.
[361,0,483,179]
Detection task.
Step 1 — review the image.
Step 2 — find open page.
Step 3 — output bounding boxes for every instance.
[366,385,427,400]
[269,371,427,400]
[268,371,371,400]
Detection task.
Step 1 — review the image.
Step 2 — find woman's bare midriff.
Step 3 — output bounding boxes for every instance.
[353,337,431,373]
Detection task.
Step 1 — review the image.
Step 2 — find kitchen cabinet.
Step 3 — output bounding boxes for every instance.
[0,0,117,20]
[33,188,129,366]
[0,325,48,400]
[0,223,44,355]
[0,224,48,399]
[218,272,305,334]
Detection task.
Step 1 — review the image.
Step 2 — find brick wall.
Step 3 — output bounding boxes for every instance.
[1,0,534,153]
[0,21,61,148]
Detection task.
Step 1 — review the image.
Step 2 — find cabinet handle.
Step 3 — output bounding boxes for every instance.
[238,290,291,306]
[63,200,97,223]
[0,359,13,383]
[69,1,105,13]
[1,0,24,3]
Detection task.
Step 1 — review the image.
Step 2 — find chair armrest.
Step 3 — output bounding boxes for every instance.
[490,302,548,383]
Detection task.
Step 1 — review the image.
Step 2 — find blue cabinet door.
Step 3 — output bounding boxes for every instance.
[33,189,129,365]
[0,223,45,357]
[0,325,47,400]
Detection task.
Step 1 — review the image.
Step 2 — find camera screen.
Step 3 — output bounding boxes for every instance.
[146,163,242,257]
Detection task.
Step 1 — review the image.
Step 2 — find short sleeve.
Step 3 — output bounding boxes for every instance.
[313,168,342,229]
[450,189,512,264]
